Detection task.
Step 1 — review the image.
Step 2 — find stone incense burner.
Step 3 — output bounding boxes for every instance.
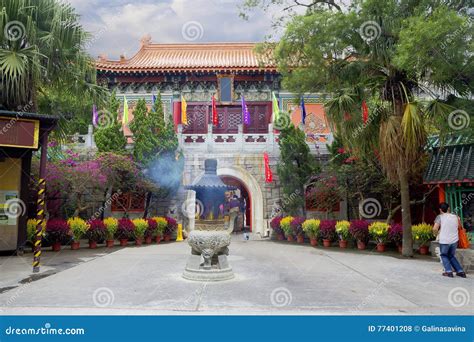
[182,159,235,281]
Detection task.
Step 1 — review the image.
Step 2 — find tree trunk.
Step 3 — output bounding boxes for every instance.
[399,168,413,257]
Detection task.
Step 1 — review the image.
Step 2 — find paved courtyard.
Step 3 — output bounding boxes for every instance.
[0,238,472,315]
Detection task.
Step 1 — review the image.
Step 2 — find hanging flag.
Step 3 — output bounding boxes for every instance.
[241,95,250,125]
[92,104,98,127]
[300,97,307,124]
[122,96,129,125]
[272,92,280,123]
[212,94,218,126]
[151,94,157,108]
[362,100,369,124]
[263,152,273,183]
[181,95,188,125]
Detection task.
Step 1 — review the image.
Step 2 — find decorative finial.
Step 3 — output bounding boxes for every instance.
[98,53,107,62]
[140,34,152,48]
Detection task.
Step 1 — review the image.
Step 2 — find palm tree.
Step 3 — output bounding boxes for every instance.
[262,1,472,256]
[0,0,106,112]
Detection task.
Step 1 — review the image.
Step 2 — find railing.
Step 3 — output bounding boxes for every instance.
[178,123,333,155]
[63,124,333,155]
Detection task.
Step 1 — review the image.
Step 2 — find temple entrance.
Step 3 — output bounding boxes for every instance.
[220,176,251,232]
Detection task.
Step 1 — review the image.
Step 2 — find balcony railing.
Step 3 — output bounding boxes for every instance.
[63,124,333,155]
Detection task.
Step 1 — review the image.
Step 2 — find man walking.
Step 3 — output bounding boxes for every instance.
[433,202,467,278]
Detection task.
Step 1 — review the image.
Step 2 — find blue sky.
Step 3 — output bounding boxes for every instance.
[68,0,279,60]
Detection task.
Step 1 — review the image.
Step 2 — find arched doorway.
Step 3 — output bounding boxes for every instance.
[220,176,251,232]
[216,167,265,237]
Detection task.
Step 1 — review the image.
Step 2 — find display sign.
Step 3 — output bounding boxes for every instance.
[0,116,39,148]
[0,190,20,226]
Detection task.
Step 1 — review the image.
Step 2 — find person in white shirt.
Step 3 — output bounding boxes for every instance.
[433,202,466,278]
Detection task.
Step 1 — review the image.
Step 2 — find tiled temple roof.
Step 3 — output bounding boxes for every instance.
[424,142,474,184]
[96,40,276,74]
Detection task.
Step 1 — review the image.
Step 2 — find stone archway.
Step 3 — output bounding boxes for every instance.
[217,167,265,237]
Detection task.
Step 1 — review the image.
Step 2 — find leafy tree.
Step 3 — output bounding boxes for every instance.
[277,124,319,215]
[0,0,107,111]
[129,98,156,164]
[94,91,127,153]
[253,0,472,256]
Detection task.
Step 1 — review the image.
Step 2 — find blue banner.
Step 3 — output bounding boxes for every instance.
[0,316,472,342]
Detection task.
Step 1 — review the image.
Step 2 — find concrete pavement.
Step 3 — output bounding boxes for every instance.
[0,238,472,315]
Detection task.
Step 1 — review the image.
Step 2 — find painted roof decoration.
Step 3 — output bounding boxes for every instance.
[96,39,276,73]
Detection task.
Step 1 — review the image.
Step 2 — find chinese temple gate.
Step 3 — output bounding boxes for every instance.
[96,37,335,236]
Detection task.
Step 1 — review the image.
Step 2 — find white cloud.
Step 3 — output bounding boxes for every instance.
[69,0,277,59]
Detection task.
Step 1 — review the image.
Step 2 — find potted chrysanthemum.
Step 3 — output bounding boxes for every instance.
[152,217,167,243]
[103,217,118,247]
[85,219,107,249]
[45,219,70,252]
[280,216,294,242]
[368,221,389,252]
[319,220,336,247]
[116,218,135,246]
[291,216,306,243]
[68,217,88,250]
[412,223,434,255]
[132,218,148,246]
[145,218,157,244]
[388,223,403,253]
[349,220,369,250]
[270,216,284,241]
[302,219,320,246]
[335,220,350,248]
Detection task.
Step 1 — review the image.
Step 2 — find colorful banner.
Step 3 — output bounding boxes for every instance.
[212,95,218,126]
[300,97,306,124]
[241,95,250,125]
[264,152,273,183]
[122,96,129,125]
[181,95,188,125]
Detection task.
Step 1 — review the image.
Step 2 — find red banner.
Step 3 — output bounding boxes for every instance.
[263,152,273,183]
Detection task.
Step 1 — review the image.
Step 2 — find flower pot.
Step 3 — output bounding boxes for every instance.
[52,242,61,252]
[287,235,294,242]
[106,239,114,248]
[155,235,162,244]
[376,243,386,252]
[164,235,171,242]
[277,234,285,241]
[357,240,366,250]
[339,240,348,248]
[88,240,97,249]
[323,239,331,247]
[419,245,429,255]
[296,235,304,244]
[119,239,128,247]
[135,238,143,246]
[71,241,80,250]
[397,244,403,253]
[145,236,152,244]
[310,238,318,247]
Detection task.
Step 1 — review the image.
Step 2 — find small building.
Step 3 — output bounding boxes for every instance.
[424,136,474,230]
[0,110,57,252]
